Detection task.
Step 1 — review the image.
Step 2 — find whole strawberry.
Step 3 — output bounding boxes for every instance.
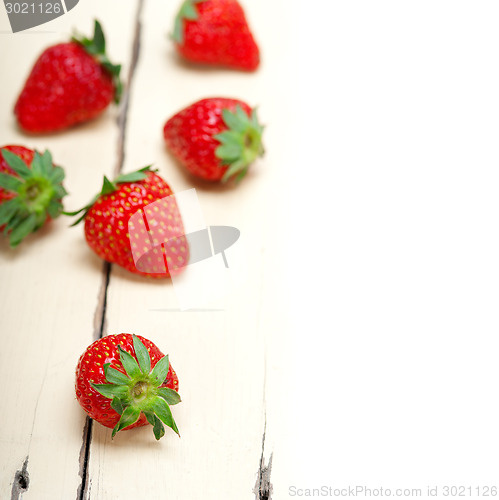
[164,97,264,182]
[75,334,181,440]
[15,20,122,133]
[67,166,188,278]
[172,0,260,71]
[0,145,67,247]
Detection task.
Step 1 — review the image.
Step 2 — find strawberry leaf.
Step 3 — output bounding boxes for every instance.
[144,411,165,440]
[235,105,250,125]
[92,19,105,54]
[40,151,52,175]
[215,143,243,163]
[0,172,23,193]
[221,108,247,132]
[66,209,91,227]
[152,416,166,440]
[9,213,37,247]
[101,176,117,196]
[157,387,181,405]
[112,406,141,438]
[150,396,179,436]
[54,185,68,199]
[144,411,155,426]
[104,363,130,385]
[110,396,125,415]
[91,382,129,400]
[221,159,248,183]
[1,149,31,179]
[47,200,63,219]
[214,105,265,182]
[118,345,141,379]
[114,166,152,184]
[150,354,169,385]
[133,335,151,374]
[0,199,21,227]
[5,212,24,232]
[48,166,65,185]
[30,152,44,176]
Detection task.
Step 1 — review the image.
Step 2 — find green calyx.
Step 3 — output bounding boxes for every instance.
[214,105,265,182]
[72,19,123,103]
[171,0,204,44]
[91,335,181,440]
[64,165,153,226]
[0,149,67,247]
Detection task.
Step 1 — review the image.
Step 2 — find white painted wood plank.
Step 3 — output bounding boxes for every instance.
[0,2,139,499]
[83,0,292,498]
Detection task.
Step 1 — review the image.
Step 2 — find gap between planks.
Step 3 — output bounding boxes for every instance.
[254,417,273,500]
[254,342,273,499]
[10,457,29,500]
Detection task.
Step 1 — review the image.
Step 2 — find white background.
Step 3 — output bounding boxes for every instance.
[285,0,499,494]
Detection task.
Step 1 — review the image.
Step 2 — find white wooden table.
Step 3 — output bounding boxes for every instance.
[0,1,293,498]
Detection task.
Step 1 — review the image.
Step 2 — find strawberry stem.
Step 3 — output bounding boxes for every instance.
[73,20,123,103]
[63,165,154,226]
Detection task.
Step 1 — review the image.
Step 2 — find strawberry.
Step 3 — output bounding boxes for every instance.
[163,97,264,182]
[172,0,260,71]
[66,166,188,278]
[0,145,67,247]
[75,334,181,440]
[14,20,122,133]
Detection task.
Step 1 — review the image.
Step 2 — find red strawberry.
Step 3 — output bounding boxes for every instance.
[75,333,181,440]
[172,0,260,71]
[67,166,188,278]
[164,97,264,182]
[0,145,67,246]
[15,20,122,133]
